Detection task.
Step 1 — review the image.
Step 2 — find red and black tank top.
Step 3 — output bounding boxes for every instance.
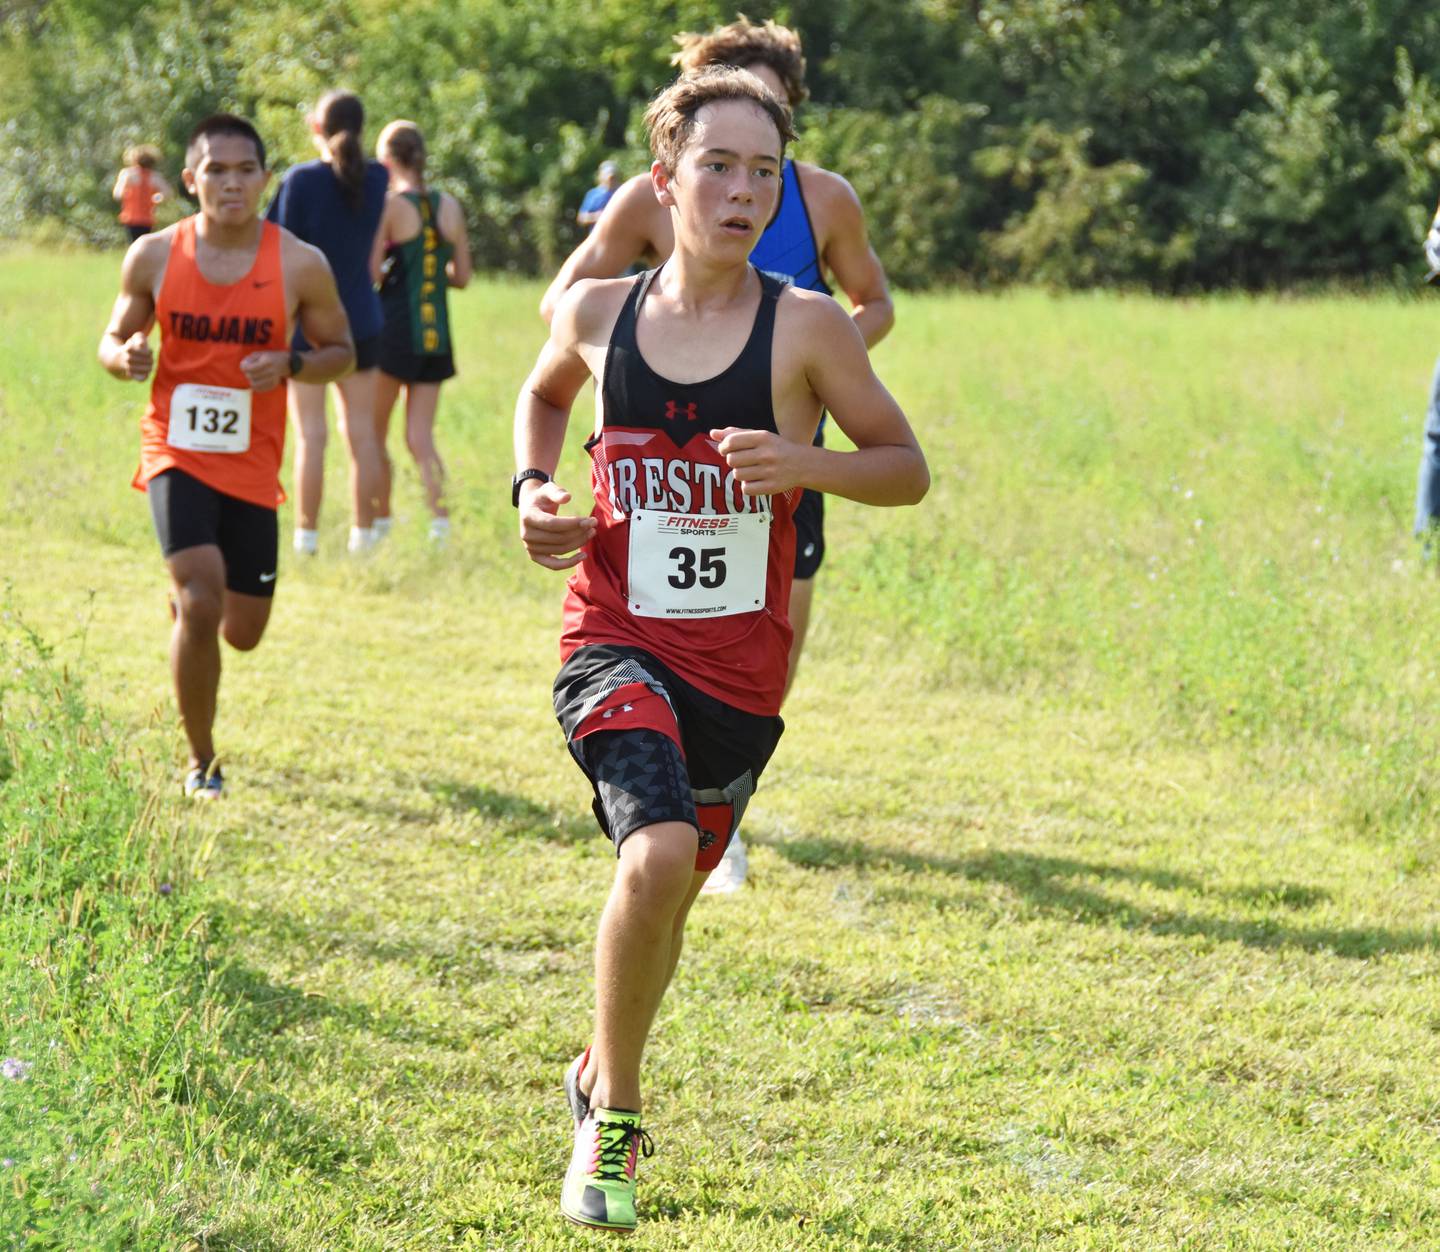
[133,216,289,508]
[560,266,800,716]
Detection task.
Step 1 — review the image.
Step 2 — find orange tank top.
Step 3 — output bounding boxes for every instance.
[133,216,289,508]
[119,168,156,227]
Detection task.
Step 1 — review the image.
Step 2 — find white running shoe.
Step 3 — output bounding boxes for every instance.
[347,526,379,554]
[700,834,748,895]
[183,761,224,800]
[293,528,319,556]
[429,517,451,546]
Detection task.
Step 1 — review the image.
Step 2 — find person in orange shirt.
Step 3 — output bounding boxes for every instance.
[112,145,174,243]
[99,114,354,798]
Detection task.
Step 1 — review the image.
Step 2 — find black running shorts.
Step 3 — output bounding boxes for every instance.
[147,468,279,598]
[792,487,824,580]
[353,334,382,372]
[792,422,826,580]
[553,643,784,870]
[379,347,456,384]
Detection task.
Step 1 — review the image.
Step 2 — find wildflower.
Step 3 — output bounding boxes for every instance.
[158,882,173,896]
[0,1059,29,1082]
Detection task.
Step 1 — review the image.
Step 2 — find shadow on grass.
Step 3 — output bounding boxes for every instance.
[222,897,586,983]
[422,777,593,842]
[760,836,1433,959]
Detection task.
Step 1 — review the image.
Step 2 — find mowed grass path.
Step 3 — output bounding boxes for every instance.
[2,248,1439,1248]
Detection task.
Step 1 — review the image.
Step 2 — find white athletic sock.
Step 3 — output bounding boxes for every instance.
[429,517,451,543]
[348,526,378,553]
[293,528,318,556]
[372,515,393,539]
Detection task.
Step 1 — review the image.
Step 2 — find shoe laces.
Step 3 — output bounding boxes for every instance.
[593,1118,654,1183]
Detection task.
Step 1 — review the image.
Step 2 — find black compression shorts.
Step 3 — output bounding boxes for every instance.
[147,468,279,598]
[554,643,784,870]
[792,488,824,580]
[792,421,826,580]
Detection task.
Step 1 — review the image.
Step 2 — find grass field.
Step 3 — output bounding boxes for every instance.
[2,246,1439,1249]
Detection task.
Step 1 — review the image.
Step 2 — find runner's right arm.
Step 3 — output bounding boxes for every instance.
[515,283,602,569]
[97,235,164,381]
[539,174,661,324]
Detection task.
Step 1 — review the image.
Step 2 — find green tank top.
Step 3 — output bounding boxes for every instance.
[381,191,454,355]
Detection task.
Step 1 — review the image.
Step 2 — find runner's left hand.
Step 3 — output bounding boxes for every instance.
[239,351,289,392]
[710,427,803,496]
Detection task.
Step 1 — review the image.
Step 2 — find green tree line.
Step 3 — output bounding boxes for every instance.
[5,0,1440,289]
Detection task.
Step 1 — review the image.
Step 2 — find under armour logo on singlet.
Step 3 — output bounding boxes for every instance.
[665,400,699,422]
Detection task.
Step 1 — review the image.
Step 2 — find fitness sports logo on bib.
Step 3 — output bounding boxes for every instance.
[627,510,770,619]
[167,382,252,454]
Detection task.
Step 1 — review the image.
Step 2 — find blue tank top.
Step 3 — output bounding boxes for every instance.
[750,160,830,296]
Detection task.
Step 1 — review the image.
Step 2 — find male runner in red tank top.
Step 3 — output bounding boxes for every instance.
[513,68,927,1233]
[99,114,354,798]
[540,16,896,894]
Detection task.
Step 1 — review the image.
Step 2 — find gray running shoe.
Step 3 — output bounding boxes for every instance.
[564,1047,591,1125]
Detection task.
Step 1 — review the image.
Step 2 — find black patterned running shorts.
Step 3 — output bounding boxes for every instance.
[553,643,784,871]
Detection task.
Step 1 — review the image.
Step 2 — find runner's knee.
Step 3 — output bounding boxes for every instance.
[175,583,222,632]
[616,825,699,904]
[294,413,328,448]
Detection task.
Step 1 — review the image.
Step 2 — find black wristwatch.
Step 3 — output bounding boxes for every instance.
[288,349,303,380]
[512,468,551,507]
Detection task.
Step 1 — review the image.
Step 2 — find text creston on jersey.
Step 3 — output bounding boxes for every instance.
[600,435,773,519]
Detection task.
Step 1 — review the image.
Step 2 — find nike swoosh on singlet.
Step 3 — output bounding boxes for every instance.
[253,280,274,288]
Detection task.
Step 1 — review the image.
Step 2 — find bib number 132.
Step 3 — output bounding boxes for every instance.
[627,510,769,619]
[167,382,252,454]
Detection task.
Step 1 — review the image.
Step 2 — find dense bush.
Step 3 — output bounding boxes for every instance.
[5,0,1440,288]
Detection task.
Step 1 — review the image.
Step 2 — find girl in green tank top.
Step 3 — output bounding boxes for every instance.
[372,120,473,543]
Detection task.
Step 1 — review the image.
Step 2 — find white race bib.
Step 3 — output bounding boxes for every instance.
[627,510,770,619]
[167,383,251,454]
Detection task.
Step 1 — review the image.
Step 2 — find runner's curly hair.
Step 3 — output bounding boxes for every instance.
[125,144,163,170]
[672,16,808,108]
[644,66,796,176]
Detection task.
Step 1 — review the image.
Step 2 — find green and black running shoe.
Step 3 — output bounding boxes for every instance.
[560,1106,654,1233]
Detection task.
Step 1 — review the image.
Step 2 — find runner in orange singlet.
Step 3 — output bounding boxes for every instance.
[99,114,354,798]
[113,145,174,243]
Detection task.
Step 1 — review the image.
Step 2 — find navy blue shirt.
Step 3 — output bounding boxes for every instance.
[266,158,389,341]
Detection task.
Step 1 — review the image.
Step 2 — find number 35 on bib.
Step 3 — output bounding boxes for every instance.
[167,383,252,454]
[627,510,770,619]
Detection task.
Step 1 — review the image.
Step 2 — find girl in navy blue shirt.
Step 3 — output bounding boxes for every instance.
[266,90,389,553]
